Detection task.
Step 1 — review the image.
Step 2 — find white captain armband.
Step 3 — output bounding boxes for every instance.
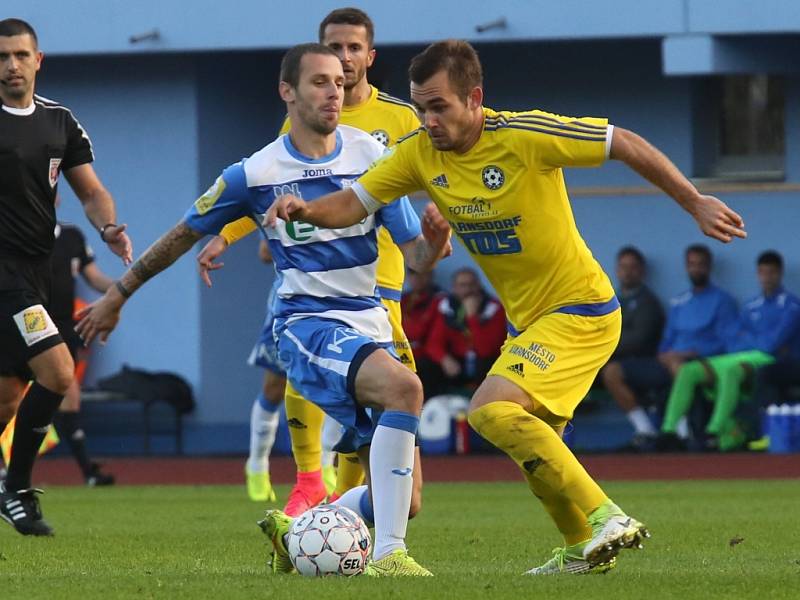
[351,182,382,215]
[605,125,615,160]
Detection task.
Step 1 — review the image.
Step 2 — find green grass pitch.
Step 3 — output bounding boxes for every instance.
[1,480,798,599]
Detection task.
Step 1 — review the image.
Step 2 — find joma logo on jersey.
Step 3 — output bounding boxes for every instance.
[451,216,523,255]
[302,168,333,177]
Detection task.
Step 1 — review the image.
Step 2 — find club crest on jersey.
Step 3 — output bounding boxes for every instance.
[481,165,505,190]
[48,158,62,188]
[371,129,390,146]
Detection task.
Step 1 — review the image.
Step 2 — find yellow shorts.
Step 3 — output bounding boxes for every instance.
[489,309,621,423]
[381,297,416,372]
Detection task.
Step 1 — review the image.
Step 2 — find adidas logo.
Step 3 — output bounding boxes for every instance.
[507,362,525,377]
[286,418,307,429]
[430,173,449,188]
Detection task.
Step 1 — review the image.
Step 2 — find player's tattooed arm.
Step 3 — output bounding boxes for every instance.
[121,221,204,294]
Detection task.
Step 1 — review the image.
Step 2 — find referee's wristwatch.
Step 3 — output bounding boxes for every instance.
[99,223,117,242]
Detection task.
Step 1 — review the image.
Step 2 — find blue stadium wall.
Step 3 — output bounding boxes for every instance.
[18,1,800,454]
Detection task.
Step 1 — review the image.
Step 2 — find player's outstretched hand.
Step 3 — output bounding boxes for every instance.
[264,194,308,228]
[691,195,746,243]
[422,203,452,258]
[197,235,228,288]
[103,223,133,265]
[75,293,123,346]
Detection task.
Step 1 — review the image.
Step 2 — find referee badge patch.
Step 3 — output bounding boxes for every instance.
[49,158,62,188]
[194,176,226,215]
[13,305,60,347]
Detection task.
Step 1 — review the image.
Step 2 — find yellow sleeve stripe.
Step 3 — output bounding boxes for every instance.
[396,127,425,145]
[376,91,415,111]
[485,116,606,141]
[486,114,607,135]
[507,112,607,132]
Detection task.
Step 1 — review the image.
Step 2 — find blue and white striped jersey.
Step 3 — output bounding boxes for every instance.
[184,125,421,342]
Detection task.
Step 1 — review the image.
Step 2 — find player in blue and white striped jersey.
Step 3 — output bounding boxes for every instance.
[76,43,450,576]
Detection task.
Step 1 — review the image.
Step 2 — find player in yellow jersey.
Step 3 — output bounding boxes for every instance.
[266,40,747,575]
[198,8,426,517]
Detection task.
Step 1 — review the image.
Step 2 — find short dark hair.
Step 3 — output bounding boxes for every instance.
[280,43,339,88]
[685,243,712,263]
[617,245,646,266]
[0,18,38,47]
[452,267,479,282]
[409,40,483,100]
[318,7,374,48]
[757,250,783,269]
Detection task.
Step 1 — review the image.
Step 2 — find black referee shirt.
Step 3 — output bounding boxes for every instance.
[0,94,94,260]
[49,223,95,324]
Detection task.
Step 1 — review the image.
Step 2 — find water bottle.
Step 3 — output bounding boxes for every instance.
[791,404,800,452]
[464,350,477,379]
[768,404,792,453]
[454,412,470,455]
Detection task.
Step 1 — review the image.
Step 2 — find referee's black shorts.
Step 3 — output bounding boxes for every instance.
[0,257,64,379]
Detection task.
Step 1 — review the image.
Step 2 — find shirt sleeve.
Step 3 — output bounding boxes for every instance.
[762,300,800,354]
[61,111,94,170]
[658,305,677,353]
[375,196,421,245]
[183,162,256,235]
[352,141,422,212]
[518,110,609,170]
[219,217,258,245]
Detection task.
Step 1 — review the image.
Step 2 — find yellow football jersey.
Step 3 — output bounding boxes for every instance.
[356,107,616,332]
[277,86,419,297]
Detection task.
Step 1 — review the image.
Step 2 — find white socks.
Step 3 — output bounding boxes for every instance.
[246,395,280,473]
[627,407,656,435]
[333,484,373,525]
[369,412,417,560]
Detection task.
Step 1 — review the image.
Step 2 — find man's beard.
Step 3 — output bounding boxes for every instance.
[689,273,709,287]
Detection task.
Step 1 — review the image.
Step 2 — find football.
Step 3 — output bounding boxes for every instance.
[286,505,371,576]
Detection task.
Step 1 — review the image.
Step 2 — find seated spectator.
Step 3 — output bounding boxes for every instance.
[660,251,800,450]
[603,244,738,451]
[606,246,664,361]
[400,267,443,362]
[418,268,506,397]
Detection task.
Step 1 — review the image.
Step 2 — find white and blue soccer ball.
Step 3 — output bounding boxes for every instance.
[287,505,371,576]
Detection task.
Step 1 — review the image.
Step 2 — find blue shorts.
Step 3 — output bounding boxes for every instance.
[277,316,396,453]
[247,318,286,375]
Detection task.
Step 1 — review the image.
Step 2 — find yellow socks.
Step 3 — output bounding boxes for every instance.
[284,382,324,472]
[469,401,607,516]
[523,471,592,545]
[334,452,365,496]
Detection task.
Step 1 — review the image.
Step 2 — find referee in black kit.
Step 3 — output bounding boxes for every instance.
[0,18,132,536]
